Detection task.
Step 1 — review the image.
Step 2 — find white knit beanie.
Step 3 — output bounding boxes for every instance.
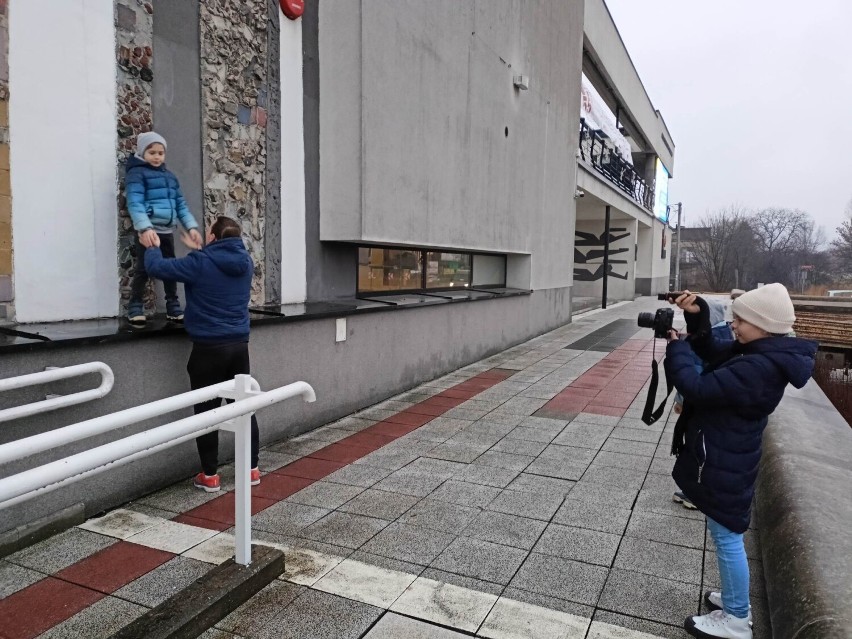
[731,283,795,334]
[135,131,167,160]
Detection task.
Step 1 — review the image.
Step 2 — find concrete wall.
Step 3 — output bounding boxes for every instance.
[303,1,357,302]
[573,217,635,300]
[755,380,852,638]
[279,14,307,304]
[0,288,570,533]
[583,0,675,173]
[152,1,202,229]
[9,0,118,322]
[319,0,584,291]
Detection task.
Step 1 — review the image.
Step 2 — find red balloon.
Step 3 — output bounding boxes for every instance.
[279,0,304,20]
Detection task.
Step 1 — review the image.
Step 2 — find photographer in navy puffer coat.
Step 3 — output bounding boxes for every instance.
[664,284,816,639]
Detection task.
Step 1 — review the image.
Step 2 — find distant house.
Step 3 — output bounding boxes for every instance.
[675,227,710,290]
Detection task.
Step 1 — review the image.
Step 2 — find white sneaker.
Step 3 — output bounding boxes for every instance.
[685,609,752,639]
[704,591,753,624]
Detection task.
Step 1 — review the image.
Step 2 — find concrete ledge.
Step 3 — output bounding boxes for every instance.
[755,381,852,639]
[0,502,84,559]
[110,543,285,639]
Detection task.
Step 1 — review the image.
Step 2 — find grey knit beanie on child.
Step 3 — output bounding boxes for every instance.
[135,131,167,160]
[731,283,796,334]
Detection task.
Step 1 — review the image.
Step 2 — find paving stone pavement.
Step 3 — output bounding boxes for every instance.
[0,298,772,639]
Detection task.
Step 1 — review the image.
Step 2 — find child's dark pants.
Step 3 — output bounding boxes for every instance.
[130,233,178,307]
[187,341,260,476]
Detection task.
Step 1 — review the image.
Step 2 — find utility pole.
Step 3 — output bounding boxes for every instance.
[672,202,683,291]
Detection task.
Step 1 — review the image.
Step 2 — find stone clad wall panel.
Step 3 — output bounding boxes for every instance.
[199,0,269,304]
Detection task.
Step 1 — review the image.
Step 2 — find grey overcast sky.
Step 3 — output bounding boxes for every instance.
[605,0,852,240]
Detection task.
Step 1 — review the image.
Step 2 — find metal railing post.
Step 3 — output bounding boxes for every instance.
[224,374,254,566]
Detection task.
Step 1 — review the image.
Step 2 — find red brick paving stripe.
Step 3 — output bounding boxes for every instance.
[570,379,610,390]
[275,456,348,480]
[404,402,449,417]
[250,473,316,501]
[367,421,423,437]
[436,389,478,400]
[0,577,104,639]
[342,431,399,449]
[420,396,467,409]
[382,411,435,428]
[453,379,495,391]
[308,442,375,464]
[556,387,600,398]
[587,395,634,409]
[55,541,174,595]
[476,369,515,380]
[179,491,278,526]
[171,514,232,532]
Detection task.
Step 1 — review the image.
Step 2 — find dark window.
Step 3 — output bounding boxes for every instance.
[357,246,506,295]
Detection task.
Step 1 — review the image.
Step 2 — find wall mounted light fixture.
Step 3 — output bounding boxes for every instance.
[513,75,529,90]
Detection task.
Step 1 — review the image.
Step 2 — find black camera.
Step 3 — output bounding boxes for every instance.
[637,307,674,338]
[657,291,684,302]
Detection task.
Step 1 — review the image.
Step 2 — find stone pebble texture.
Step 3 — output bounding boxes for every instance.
[0,0,13,320]
[200,0,269,305]
[115,0,156,313]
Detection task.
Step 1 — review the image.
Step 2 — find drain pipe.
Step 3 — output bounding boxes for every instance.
[602,205,610,309]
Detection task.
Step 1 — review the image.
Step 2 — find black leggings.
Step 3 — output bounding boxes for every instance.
[187,341,260,476]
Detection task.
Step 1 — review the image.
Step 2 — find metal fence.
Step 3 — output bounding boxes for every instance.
[578,118,655,212]
[813,359,851,428]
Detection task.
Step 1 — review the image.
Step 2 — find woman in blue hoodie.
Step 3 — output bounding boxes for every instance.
[665,285,816,639]
[125,131,203,324]
[144,216,260,492]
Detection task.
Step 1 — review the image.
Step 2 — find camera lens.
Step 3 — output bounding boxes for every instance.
[637,312,655,329]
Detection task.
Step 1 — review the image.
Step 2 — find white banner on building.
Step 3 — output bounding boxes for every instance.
[580,74,633,164]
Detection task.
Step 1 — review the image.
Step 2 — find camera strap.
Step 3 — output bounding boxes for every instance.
[641,340,673,425]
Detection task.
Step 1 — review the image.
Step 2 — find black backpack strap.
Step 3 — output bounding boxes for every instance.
[641,358,674,425]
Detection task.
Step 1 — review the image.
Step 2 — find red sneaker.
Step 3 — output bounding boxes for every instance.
[193,473,221,493]
[250,468,261,486]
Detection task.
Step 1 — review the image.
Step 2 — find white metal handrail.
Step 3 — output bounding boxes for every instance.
[0,362,114,424]
[0,377,260,466]
[0,375,316,566]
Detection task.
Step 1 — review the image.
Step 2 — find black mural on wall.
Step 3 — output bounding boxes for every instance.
[574,228,630,281]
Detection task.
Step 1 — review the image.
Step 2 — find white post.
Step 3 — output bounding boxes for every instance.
[224,374,254,566]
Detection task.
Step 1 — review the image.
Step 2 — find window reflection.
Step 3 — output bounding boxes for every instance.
[358,247,422,293]
[426,252,471,289]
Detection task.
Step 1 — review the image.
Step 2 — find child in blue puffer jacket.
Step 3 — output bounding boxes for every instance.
[125,131,203,324]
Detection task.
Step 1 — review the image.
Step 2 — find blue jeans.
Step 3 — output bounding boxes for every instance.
[707,517,750,618]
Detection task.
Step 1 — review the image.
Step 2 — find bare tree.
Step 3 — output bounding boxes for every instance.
[832,219,852,278]
[691,206,755,291]
[750,208,811,285]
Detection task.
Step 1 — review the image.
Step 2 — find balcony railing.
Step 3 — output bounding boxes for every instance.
[578,118,654,212]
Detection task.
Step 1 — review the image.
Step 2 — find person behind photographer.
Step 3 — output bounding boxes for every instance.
[671,299,734,511]
[664,285,816,639]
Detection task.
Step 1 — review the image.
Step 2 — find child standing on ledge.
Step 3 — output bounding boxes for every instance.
[125,131,202,324]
